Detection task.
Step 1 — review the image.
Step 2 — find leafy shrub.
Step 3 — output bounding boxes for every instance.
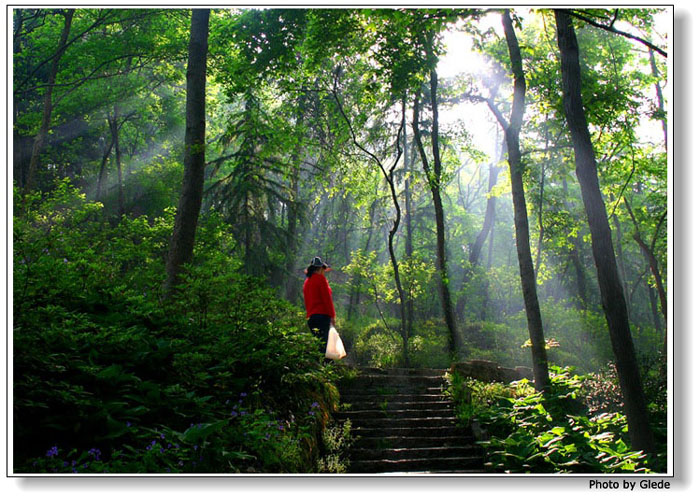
[350,318,402,368]
[316,419,354,473]
[445,372,533,425]
[450,366,660,474]
[13,181,343,473]
[408,320,450,368]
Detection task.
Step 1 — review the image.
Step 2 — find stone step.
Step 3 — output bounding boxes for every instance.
[348,455,484,474]
[353,435,474,450]
[351,425,469,438]
[353,367,448,376]
[342,374,446,387]
[341,404,452,412]
[337,367,483,474]
[344,416,458,429]
[341,393,447,404]
[336,408,454,420]
[351,445,482,461]
[341,386,445,396]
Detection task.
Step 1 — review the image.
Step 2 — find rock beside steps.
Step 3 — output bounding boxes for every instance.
[335,367,485,474]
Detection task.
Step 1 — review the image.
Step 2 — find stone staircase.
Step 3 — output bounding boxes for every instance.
[335,367,484,474]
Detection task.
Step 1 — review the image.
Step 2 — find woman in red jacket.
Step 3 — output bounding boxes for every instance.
[303,256,336,356]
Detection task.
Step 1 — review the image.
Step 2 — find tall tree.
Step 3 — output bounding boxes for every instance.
[332,75,409,365]
[164,9,210,297]
[413,68,459,355]
[487,10,549,390]
[624,197,667,354]
[22,9,74,196]
[554,9,654,453]
[455,131,503,319]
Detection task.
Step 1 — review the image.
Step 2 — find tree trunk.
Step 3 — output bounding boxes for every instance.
[23,9,74,196]
[332,84,409,365]
[647,281,663,337]
[623,197,667,354]
[648,48,667,150]
[498,10,549,391]
[534,129,549,280]
[109,105,125,216]
[611,199,631,304]
[555,9,654,454]
[347,197,378,321]
[283,94,308,302]
[455,134,503,318]
[96,130,114,202]
[470,140,502,267]
[562,175,589,309]
[403,106,415,343]
[163,9,210,298]
[413,70,459,356]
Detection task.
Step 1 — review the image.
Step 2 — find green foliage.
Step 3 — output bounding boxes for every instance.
[14,181,342,473]
[351,318,403,368]
[449,366,665,473]
[316,419,354,473]
[408,320,450,368]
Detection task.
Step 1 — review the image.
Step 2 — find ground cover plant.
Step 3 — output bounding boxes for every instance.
[446,364,667,473]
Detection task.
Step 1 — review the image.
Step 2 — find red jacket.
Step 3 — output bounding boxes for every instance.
[303,273,336,319]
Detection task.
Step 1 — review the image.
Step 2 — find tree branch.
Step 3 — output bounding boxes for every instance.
[562,9,667,57]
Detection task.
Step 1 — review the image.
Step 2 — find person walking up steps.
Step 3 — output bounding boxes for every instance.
[303,256,336,358]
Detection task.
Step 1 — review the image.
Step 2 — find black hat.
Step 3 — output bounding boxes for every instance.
[310,256,330,269]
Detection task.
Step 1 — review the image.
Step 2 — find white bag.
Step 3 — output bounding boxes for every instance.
[325,325,347,360]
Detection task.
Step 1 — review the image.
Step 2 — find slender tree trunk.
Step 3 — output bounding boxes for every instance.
[108,105,125,216]
[163,9,210,297]
[623,197,667,355]
[96,130,114,202]
[403,107,415,343]
[347,197,379,321]
[492,10,549,390]
[555,9,654,453]
[283,94,307,302]
[23,9,74,196]
[471,140,503,267]
[647,281,663,336]
[562,175,588,309]
[611,198,631,304]
[648,48,667,150]
[413,72,459,356]
[456,134,503,318]
[332,84,408,364]
[534,127,549,279]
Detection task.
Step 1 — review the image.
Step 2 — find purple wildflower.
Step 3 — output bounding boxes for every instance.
[46,446,59,458]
